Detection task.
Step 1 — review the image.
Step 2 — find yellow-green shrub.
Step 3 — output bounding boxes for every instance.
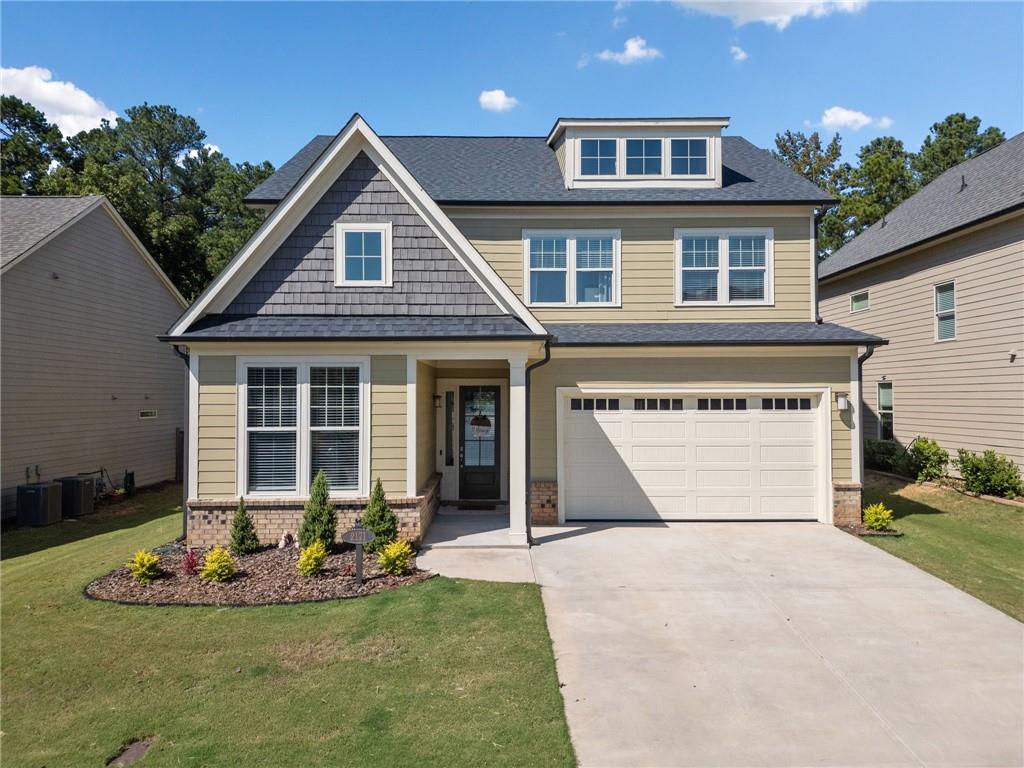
[200,546,237,582]
[863,502,894,531]
[126,550,161,584]
[378,540,413,576]
[297,540,328,577]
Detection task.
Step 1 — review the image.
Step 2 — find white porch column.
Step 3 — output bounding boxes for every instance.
[406,355,418,498]
[508,354,528,546]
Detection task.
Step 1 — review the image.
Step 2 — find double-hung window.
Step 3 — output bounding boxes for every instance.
[675,229,772,306]
[877,382,894,441]
[309,367,361,491]
[670,139,707,175]
[246,367,298,492]
[625,139,662,175]
[935,282,956,341]
[580,139,617,176]
[335,222,392,287]
[525,231,619,306]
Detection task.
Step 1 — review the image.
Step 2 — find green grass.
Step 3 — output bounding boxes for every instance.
[0,486,574,767]
[862,472,1024,621]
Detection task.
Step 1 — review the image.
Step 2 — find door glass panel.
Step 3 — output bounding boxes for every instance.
[463,388,497,467]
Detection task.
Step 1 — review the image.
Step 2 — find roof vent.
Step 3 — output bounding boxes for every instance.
[959,174,968,193]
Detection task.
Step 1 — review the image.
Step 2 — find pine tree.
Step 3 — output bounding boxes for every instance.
[362,478,397,553]
[229,497,260,554]
[298,470,336,549]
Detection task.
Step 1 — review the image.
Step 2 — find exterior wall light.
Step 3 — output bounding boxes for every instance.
[836,392,850,411]
[433,394,442,409]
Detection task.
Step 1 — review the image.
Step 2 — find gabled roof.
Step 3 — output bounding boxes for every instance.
[245,135,832,206]
[820,132,1024,281]
[546,322,884,347]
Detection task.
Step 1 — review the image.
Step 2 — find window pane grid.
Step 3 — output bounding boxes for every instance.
[310,366,360,491]
[625,139,662,175]
[246,366,298,492]
[528,234,615,305]
[670,139,708,175]
[580,139,616,176]
[343,230,383,282]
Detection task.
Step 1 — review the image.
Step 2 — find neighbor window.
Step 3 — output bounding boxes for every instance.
[309,367,361,491]
[246,367,298,492]
[877,383,894,440]
[676,229,772,305]
[670,139,708,175]
[935,282,956,341]
[580,139,617,176]
[625,139,662,175]
[525,231,619,306]
[850,291,870,312]
[335,222,392,287]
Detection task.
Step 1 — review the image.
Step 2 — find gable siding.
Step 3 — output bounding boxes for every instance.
[0,207,184,516]
[818,213,1024,469]
[226,152,503,317]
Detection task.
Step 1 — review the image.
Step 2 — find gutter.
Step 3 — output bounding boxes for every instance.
[172,344,190,541]
[159,333,548,344]
[523,339,552,545]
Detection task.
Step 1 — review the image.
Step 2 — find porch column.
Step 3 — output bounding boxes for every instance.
[508,354,528,546]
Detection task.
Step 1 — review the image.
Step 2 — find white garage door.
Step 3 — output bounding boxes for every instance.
[562,394,824,521]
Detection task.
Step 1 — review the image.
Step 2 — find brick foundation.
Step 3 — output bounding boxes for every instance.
[832,482,863,527]
[186,474,440,549]
[530,480,559,525]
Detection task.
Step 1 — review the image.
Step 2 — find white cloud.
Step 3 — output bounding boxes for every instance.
[730,45,749,62]
[612,14,627,28]
[478,89,519,113]
[0,65,117,135]
[593,36,663,65]
[674,1,867,30]
[819,106,893,131]
[186,143,221,160]
[614,0,629,10]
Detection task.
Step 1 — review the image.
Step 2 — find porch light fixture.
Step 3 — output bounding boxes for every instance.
[835,392,850,411]
[433,394,442,409]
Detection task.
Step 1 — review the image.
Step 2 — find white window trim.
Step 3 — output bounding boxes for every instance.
[573,137,714,182]
[623,137,664,177]
[578,138,619,179]
[674,227,774,307]
[934,280,957,342]
[522,229,622,308]
[334,221,393,287]
[850,290,870,313]
[877,381,894,441]
[668,137,710,177]
[236,356,371,500]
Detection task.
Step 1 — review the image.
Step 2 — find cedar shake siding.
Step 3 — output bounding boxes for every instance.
[225,152,503,317]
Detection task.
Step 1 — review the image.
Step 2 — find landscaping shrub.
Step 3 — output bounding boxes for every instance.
[864,439,899,472]
[200,546,237,583]
[906,437,949,482]
[298,470,336,549]
[863,502,894,531]
[955,449,1024,498]
[363,478,398,553]
[378,540,413,576]
[297,540,328,577]
[230,497,261,555]
[181,549,201,577]
[126,550,161,584]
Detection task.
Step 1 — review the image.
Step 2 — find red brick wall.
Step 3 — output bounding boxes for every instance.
[530,480,558,525]
[833,482,863,527]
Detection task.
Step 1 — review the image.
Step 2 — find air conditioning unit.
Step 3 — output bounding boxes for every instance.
[57,476,95,518]
[16,483,62,527]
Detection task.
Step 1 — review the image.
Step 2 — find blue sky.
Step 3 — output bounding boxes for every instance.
[2,2,1021,167]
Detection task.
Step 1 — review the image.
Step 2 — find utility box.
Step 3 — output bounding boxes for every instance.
[16,483,62,527]
[57,476,95,518]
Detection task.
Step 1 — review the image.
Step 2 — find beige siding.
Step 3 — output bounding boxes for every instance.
[819,214,1024,468]
[529,352,854,482]
[371,355,407,495]
[452,212,813,322]
[416,361,437,490]
[553,134,567,178]
[0,206,185,515]
[196,356,237,497]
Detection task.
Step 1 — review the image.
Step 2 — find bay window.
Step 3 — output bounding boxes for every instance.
[524,230,620,306]
[675,228,773,306]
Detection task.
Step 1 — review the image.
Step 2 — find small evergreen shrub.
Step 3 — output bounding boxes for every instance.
[126,550,161,584]
[863,502,894,531]
[181,549,201,577]
[200,546,237,582]
[363,478,398,553]
[906,437,949,482]
[297,540,328,577]
[299,470,336,549]
[378,540,413,576]
[230,497,260,555]
[955,449,1024,498]
[864,439,899,472]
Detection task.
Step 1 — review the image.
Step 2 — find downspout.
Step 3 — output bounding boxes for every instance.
[524,339,552,545]
[172,344,190,541]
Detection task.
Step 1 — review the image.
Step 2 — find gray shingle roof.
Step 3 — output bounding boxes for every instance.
[546,322,884,346]
[246,135,832,206]
[166,314,542,341]
[1,195,102,268]
[819,132,1024,280]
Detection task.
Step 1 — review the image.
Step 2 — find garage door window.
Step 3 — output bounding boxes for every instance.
[570,397,620,411]
[697,397,747,411]
[761,397,812,411]
[633,398,684,411]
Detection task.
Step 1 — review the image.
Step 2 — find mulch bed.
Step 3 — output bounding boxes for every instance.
[840,524,904,538]
[85,544,433,606]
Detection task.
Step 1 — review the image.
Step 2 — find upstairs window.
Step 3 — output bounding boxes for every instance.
[335,222,392,287]
[935,282,956,341]
[528,236,568,303]
[525,231,619,306]
[850,291,870,312]
[680,236,720,303]
[676,229,772,306]
[580,139,616,176]
[728,235,767,302]
[625,139,662,175]
[670,139,707,175]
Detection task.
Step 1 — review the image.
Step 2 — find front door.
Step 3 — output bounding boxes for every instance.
[459,385,501,499]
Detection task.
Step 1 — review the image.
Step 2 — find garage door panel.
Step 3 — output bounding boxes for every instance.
[630,420,686,439]
[696,496,751,515]
[695,421,750,439]
[631,444,685,464]
[629,469,687,488]
[761,496,816,516]
[760,420,814,439]
[760,445,815,463]
[566,418,623,441]
[697,469,751,488]
[696,444,752,464]
[761,469,816,487]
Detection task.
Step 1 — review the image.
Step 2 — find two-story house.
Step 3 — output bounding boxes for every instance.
[163,115,883,548]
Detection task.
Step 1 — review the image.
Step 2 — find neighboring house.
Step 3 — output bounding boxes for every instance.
[1,195,188,519]
[163,115,884,548]
[818,133,1024,471]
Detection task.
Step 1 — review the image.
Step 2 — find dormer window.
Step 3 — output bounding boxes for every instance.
[580,139,616,176]
[625,139,662,175]
[670,139,707,175]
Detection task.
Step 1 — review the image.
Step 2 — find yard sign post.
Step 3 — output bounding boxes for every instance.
[341,518,375,586]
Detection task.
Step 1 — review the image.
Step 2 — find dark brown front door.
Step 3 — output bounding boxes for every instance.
[459,386,501,499]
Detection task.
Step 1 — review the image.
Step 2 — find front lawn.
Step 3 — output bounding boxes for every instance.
[0,486,574,767]
[862,472,1024,621]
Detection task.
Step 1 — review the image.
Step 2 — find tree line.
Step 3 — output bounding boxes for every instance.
[772,113,1005,259]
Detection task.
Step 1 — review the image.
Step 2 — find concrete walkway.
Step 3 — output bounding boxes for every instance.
[415,509,535,583]
[529,522,1024,768]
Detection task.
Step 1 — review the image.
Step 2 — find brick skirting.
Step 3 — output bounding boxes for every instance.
[186,474,440,549]
[832,482,863,527]
[530,480,559,525]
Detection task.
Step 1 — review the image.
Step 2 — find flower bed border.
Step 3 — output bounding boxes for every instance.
[867,470,1024,508]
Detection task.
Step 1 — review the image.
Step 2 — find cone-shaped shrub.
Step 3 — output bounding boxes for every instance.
[299,470,336,549]
[363,477,397,553]
[230,497,260,554]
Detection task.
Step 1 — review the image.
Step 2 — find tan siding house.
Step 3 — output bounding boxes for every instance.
[1,196,187,518]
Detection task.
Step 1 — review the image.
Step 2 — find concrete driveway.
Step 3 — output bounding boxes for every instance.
[530,522,1023,768]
